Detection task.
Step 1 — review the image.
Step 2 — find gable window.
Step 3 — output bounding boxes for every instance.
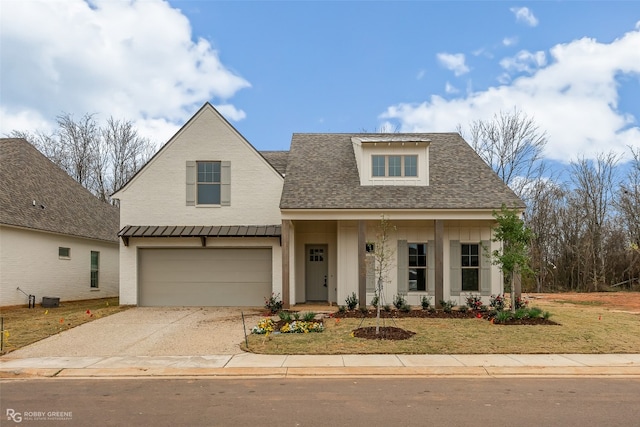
[58,247,70,259]
[371,155,418,178]
[197,161,221,205]
[186,161,230,206]
[90,251,99,288]
[461,244,479,291]
[408,243,427,291]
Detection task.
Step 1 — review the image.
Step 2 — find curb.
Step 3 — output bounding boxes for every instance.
[3,365,640,379]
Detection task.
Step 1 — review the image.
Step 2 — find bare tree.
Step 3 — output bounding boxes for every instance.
[371,215,395,335]
[570,152,620,291]
[10,113,153,204]
[459,108,548,201]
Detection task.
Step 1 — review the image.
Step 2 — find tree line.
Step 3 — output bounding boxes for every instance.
[11,113,154,205]
[463,109,640,292]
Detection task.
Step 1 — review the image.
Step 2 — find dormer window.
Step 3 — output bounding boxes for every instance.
[372,155,418,177]
[352,136,430,186]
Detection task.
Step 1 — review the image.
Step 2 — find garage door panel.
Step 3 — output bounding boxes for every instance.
[139,248,272,307]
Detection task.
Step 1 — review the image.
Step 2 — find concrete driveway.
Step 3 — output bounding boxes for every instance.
[3,307,266,358]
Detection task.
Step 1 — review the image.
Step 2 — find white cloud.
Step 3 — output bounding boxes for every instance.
[436,53,470,76]
[380,26,640,163]
[445,82,459,94]
[500,50,547,73]
[503,36,519,47]
[511,7,539,27]
[0,0,251,144]
[416,69,426,80]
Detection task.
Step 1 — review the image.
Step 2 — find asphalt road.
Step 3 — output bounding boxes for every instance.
[2,378,639,426]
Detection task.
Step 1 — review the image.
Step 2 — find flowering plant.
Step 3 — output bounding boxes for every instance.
[465,293,483,310]
[251,318,275,335]
[490,294,506,311]
[264,293,283,314]
[279,320,324,334]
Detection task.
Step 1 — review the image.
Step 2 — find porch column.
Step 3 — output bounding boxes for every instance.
[434,219,444,309]
[282,219,291,309]
[358,220,367,308]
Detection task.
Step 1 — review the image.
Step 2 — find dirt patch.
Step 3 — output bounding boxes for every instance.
[531,292,640,313]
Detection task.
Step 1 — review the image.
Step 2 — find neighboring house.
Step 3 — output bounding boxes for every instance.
[0,138,120,307]
[114,103,524,308]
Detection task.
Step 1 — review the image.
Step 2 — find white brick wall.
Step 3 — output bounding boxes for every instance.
[0,226,119,307]
[114,105,285,305]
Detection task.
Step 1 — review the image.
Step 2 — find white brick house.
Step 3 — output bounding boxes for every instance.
[114,103,525,308]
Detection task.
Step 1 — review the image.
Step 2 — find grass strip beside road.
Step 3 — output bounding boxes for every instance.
[0,297,129,355]
[244,300,640,355]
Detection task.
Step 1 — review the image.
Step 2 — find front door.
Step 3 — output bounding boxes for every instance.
[305,245,328,301]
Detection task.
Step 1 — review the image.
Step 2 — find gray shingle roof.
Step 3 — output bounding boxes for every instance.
[0,138,119,242]
[260,151,288,175]
[280,133,525,210]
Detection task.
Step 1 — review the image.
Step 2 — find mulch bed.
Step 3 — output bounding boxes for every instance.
[334,308,558,340]
[352,326,416,340]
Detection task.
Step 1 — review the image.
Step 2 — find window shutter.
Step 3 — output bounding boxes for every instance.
[397,240,408,294]
[427,240,435,293]
[366,255,375,293]
[480,240,491,295]
[450,240,462,294]
[186,161,196,206]
[221,161,231,206]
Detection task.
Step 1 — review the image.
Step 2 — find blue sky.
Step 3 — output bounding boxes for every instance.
[2,1,639,166]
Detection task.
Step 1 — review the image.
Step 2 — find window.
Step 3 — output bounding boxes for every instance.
[371,155,418,178]
[408,243,427,291]
[309,247,324,262]
[197,161,221,205]
[461,244,479,291]
[90,251,99,288]
[58,247,70,259]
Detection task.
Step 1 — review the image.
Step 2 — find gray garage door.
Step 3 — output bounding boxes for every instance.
[138,248,272,306]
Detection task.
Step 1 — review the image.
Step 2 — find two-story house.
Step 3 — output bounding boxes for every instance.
[113,103,524,308]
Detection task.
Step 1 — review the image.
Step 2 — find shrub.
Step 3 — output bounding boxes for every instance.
[514,308,529,320]
[420,295,432,310]
[528,307,543,318]
[278,311,293,322]
[489,294,506,312]
[439,299,456,313]
[371,294,379,309]
[302,311,316,322]
[494,310,512,323]
[359,306,369,315]
[338,305,347,313]
[465,293,483,310]
[383,304,392,312]
[264,293,283,314]
[543,310,552,320]
[292,311,301,320]
[393,294,407,310]
[345,292,359,310]
[399,304,411,313]
[459,305,469,313]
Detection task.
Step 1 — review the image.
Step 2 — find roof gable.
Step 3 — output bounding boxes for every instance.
[113,103,283,197]
[280,133,525,210]
[0,138,119,242]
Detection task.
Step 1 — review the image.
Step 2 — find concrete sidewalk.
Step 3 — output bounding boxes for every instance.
[2,353,640,379]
